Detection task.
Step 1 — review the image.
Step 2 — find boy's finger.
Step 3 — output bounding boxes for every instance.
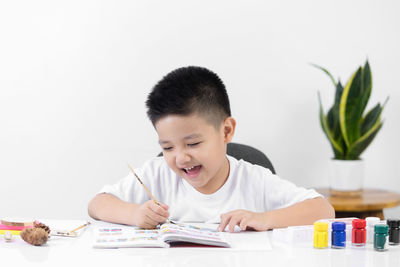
[228,216,241,233]
[218,213,231,232]
[149,210,169,223]
[149,202,170,217]
[142,221,156,229]
[145,214,160,226]
[147,205,169,221]
[239,218,247,231]
[160,203,169,210]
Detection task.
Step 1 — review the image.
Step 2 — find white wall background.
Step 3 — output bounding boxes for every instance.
[1,0,399,220]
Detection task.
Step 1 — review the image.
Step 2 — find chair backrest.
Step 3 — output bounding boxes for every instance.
[157,142,275,174]
[226,142,276,174]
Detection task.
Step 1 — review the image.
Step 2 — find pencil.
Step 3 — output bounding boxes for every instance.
[127,163,176,225]
[127,163,160,205]
[71,222,91,233]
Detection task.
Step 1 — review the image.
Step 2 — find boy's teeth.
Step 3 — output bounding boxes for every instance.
[184,166,195,171]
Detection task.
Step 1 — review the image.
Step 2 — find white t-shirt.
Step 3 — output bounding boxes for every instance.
[99,156,321,223]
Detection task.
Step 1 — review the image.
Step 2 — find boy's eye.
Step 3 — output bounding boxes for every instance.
[188,142,200,147]
[162,147,172,151]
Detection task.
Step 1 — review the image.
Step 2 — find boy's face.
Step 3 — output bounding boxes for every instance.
[155,113,236,194]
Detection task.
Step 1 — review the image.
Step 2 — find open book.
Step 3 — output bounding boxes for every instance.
[93,223,230,248]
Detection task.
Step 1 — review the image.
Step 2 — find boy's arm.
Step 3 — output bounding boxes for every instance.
[218,197,335,232]
[88,193,170,228]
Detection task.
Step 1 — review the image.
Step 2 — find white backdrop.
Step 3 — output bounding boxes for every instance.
[1,0,399,220]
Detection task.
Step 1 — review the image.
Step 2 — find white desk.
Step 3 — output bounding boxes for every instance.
[1,220,400,267]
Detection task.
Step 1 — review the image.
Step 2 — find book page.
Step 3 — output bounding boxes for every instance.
[93,226,168,248]
[159,223,230,247]
[161,223,272,251]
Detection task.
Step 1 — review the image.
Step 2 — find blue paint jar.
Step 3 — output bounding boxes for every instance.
[332,222,346,248]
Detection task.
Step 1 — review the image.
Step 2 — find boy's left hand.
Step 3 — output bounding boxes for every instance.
[218,210,268,232]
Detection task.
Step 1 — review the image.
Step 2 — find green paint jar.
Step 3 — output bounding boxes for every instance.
[374,224,389,251]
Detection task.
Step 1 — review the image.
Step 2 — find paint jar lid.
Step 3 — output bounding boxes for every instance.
[375,224,389,234]
[352,219,366,229]
[332,222,346,231]
[314,222,328,231]
[386,219,400,228]
[366,217,380,226]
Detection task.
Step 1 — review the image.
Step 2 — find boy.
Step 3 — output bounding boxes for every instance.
[88,66,334,232]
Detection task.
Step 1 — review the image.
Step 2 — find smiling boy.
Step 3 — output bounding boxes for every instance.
[88,66,334,232]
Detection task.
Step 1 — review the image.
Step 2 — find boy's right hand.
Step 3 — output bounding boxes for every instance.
[133,200,170,229]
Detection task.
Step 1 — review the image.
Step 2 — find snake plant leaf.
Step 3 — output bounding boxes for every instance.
[318,92,344,157]
[347,122,383,160]
[339,67,363,147]
[361,96,389,136]
[311,63,337,88]
[334,80,344,108]
[361,104,381,136]
[327,81,344,141]
[327,108,338,140]
[318,92,329,137]
[360,61,372,115]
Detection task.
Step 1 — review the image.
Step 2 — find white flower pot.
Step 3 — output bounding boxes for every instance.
[328,159,364,197]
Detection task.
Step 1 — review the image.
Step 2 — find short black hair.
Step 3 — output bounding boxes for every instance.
[146,66,231,128]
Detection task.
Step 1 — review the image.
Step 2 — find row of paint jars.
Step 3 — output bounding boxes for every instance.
[314,218,400,251]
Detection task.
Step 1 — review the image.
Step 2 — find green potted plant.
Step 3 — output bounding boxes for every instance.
[314,60,388,196]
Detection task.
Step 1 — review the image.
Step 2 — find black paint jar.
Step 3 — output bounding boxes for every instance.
[387,219,400,245]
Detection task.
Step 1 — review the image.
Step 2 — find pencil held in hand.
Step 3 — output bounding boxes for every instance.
[127,163,160,205]
[127,163,176,225]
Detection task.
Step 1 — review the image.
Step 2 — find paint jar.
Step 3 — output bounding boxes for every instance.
[352,219,366,247]
[314,222,328,249]
[366,217,380,244]
[331,222,346,249]
[387,219,400,245]
[374,224,389,251]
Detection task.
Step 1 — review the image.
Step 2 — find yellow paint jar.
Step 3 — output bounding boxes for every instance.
[314,222,328,249]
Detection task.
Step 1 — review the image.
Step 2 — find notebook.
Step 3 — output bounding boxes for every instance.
[93,223,230,248]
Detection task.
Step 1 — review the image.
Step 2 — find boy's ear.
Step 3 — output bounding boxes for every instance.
[222,117,236,143]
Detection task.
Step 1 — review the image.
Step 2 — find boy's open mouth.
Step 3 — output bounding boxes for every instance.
[182,165,202,178]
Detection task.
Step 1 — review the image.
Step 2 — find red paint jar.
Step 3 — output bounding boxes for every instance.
[352,219,366,247]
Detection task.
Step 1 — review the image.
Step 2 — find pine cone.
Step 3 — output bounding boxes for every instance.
[20,228,48,246]
[34,221,51,236]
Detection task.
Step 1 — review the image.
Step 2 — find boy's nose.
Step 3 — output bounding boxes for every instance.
[176,151,191,166]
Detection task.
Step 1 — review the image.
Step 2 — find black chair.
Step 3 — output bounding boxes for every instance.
[226,143,275,174]
[158,142,275,174]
